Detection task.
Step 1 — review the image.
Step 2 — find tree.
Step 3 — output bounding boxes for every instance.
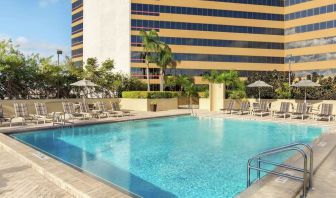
[156,43,176,91]
[203,70,245,99]
[139,30,161,91]
[0,40,39,99]
[275,82,291,99]
[176,75,194,92]
[202,70,220,84]
[82,58,146,98]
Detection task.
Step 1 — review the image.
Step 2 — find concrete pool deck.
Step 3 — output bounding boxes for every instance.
[0,147,72,197]
[0,109,336,197]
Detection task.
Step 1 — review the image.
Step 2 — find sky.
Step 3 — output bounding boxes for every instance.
[0,0,71,59]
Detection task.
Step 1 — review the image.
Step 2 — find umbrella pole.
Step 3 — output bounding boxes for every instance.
[259,87,261,103]
[304,87,307,104]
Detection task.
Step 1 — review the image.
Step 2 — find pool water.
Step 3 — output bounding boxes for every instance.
[11,116,323,198]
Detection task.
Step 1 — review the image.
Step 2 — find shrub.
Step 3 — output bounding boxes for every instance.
[198,91,209,98]
[229,90,247,99]
[122,91,180,99]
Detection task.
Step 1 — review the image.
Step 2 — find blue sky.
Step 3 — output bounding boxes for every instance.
[0,0,71,59]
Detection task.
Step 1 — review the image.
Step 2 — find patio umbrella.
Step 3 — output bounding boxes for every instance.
[247,80,273,102]
[291,79,320,103]
[70,79,99,102]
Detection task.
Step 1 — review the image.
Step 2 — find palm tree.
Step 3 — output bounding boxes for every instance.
[202,70,220,84]
[203,70,241,99]
[156,43,176,91]
[176,75,193,92]
[139,30,161,91]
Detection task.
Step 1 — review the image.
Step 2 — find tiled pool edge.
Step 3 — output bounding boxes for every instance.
[0,111,191,134]
[0,133,133,198]
[237,132,336,198]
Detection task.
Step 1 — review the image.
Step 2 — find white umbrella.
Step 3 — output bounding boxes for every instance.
[247,80,273,102]
[71,79,98,102]
[291,80,320,103]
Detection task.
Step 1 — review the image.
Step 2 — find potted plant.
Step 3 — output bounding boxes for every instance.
[150,101,157,112]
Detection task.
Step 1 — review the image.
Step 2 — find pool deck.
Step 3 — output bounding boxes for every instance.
[0,109,336,197]
[0,147,72,197]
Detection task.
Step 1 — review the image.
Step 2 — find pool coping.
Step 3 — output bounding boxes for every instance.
[0,111,191,134]
[236,132,336,198]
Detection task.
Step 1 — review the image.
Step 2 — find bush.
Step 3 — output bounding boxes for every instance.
[229,90,247,99]
[122,91,180,99]
[198,91,209,98]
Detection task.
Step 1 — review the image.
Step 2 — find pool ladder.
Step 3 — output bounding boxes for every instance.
[246,143,313,198]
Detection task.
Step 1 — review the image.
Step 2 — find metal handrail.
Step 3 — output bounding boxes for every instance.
[247,143,313,198]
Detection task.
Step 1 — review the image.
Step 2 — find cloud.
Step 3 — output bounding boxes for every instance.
[0,35,70,60]
[0,33,10,40]
[38,0,60,7]
[15,36,70,60]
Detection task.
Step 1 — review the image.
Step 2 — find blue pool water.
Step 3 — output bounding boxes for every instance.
[11,116,323,198]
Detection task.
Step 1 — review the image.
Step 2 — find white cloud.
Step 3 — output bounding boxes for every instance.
[0,33,10,40]
[38,0,60,7]
[0,35,70,61]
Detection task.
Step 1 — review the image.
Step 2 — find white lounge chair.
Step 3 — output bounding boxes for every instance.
[34,103,56,124]
[0,104,10,125]
[290,103,308,120]
[273,102,291,118]
[221,100,235,114]
[62,102,86,124]
[11,103,34,126]
[96,102,116,118]
[232,101,250,115]
[314,103,333,122]
[111,102,131,117]
[252,101,269,117]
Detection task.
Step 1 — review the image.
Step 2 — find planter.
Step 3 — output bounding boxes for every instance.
[150,104,157,112]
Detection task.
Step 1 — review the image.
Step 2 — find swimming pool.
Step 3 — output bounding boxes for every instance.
[11,116,323,198]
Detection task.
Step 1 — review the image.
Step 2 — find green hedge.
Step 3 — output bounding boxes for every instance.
[122,91,180,99]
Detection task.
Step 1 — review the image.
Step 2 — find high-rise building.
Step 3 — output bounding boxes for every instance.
[71,0,83,66]
[71,0,336,86]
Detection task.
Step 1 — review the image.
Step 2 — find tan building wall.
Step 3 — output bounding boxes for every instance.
[74,0,336,84]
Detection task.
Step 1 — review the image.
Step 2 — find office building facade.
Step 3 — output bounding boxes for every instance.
[71,0,336,84]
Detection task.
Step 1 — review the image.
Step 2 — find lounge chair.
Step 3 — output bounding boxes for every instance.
[62,102,86,123]
[11,103,34,126]
[273,102,291,118]
[232,101,250,115]
[111,102,131,117]
[34,103,56,124]
[314,103,333,122]
[252,101,269,117]
[0,104,10,125]
[221,100,235,114]
[96,101,116,118]
[290,102,308,120]
[78,102,95,119]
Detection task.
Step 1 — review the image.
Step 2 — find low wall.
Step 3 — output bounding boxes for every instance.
[199,98,210,110]
[1,98,179,116]
[120,98,178,112]
[152,98,178,111]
